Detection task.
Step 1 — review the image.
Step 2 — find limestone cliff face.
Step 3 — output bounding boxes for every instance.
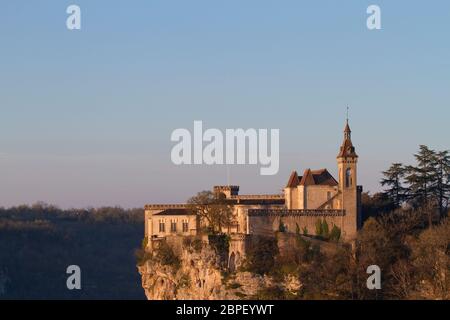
[138,245,301,300]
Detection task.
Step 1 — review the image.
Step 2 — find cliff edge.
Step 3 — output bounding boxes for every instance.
[137,239,301,300]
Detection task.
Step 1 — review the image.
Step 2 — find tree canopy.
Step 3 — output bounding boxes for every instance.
[187,191,233,234]
[381,145,450,222]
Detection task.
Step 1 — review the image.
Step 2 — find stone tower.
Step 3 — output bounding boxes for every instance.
[337,120,360,239]
[213,185,239,198]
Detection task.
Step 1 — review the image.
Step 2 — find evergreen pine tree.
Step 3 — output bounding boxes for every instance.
[405,145,437,206]
[315,219,323,237]
[329,225,341,242]
[322,219,329,239]
[302,226,308,236]
[433,150,450,217]
[405,145,438,226]
[381,163,408,208]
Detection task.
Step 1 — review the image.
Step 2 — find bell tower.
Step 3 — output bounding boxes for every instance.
[337,118,360,239]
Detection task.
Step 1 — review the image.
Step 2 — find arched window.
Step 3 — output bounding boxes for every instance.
[345,168,352,188]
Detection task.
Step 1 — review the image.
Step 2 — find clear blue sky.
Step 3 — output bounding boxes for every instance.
[1,1,449,208]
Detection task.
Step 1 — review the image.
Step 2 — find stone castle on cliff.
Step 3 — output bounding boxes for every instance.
[144,120,362,270]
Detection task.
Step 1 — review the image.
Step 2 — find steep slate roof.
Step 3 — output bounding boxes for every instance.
[286,168,338,187]
[286,171,300,188]
[299,169,316,186]
[309,169,338,186]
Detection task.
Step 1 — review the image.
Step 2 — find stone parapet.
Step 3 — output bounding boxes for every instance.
[144,204,188,210]
[229,194,285,200]
[248,209,345,217]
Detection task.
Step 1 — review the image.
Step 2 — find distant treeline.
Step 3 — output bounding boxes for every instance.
[0,203,145,300]
[0,202,143,224]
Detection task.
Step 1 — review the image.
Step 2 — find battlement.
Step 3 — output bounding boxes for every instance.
[144,204,187,210]
[214,185,240,191]
[248,209,345,217]
[213,185,240,196]
[229,194,284,200]
[213,185,240,198]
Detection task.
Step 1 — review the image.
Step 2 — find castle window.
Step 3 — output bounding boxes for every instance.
[170,220,177,232]
[159,220,165,233]
[182,220,189,232]
[345,168,352,188]
[327,191,332,200]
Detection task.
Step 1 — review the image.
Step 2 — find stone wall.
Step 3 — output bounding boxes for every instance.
[247,210,346,238]
[147,213,198,242]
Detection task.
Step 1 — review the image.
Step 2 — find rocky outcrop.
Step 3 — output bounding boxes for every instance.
[138,243,301,300]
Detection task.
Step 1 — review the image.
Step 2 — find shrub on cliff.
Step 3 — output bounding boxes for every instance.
[182,236,203,253]
[209,234,230,265]
[298,245,354,300]
[295,235,316,263]
[182,236,192,249]
[241,236,278,275]
[135,248,152,266]
[155,241,180,270]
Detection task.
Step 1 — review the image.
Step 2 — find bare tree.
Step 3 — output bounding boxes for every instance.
[187,191,233,234]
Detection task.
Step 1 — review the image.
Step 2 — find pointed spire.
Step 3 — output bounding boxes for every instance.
[344,119,351,140]
[337,117,358,159]
[344,106,351,139]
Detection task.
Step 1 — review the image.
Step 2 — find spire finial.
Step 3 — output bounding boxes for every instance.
[346,106,349,123]
[344,107,351,139]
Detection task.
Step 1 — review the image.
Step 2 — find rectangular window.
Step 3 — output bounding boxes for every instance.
[346,168,352,188]
[327,191,332,200]
[182,220,189,233]
[159,220,165,232]
[171,220,177,232]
